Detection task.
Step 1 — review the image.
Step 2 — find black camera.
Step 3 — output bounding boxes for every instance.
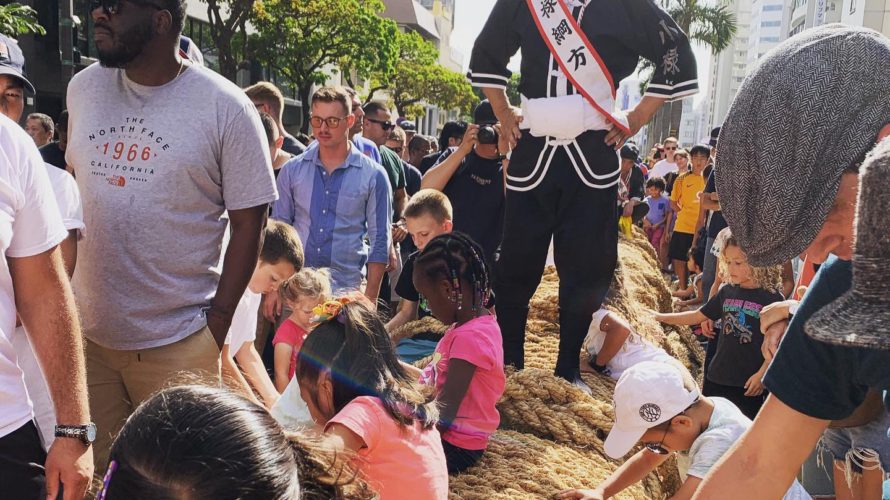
[477,124,498,145]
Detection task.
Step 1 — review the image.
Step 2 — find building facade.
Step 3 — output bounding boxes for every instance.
[708,0,752,129]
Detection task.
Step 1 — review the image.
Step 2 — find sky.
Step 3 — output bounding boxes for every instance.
[451,0,713,106]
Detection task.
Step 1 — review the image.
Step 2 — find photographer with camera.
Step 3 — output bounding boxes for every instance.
[421,100,508,265]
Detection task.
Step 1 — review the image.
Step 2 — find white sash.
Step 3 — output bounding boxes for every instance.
[526,0,630,134]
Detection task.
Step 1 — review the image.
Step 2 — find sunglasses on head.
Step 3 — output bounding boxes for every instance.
[90,0,164,15]
[366,117,394,131]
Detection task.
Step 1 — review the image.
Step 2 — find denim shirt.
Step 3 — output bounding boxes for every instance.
[271,142,392,292]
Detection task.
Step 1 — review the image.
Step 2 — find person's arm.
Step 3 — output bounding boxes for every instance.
[651,308,708,326]
[365,168,393,305]
[594,315,631,367]
[10,246,93,498]
[400,360,424,379]
[558,449,670,499]
[669,476,703,500]
[393,187,407,220]
[693,395,828,499]
[605,96,668,149]
[385,299,418,333]
[221,343,263,407]
[273,343,294,393]
[59,230,77,277]
[421,130,477,191]
[270,163,295,225]
[743,360,769,397]
[208,206,268,348]
[483,88,523,147]
[437,359,477,429]
[235,342,280,409]
[700,192,720,211]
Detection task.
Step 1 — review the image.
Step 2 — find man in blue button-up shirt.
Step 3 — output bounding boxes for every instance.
[271,87,392,304]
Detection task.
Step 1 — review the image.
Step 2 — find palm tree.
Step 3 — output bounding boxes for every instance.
[642,0,737,147]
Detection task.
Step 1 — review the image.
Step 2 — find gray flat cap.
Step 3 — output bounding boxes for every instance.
[805,138,890,349]
[716,24,890,266]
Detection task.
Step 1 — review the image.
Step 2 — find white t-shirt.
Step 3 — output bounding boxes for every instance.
[66,62,278,350]
[0,114,68,438]
[650,159,679,180]
[224,289,262,353]
[684,398,812,500]
[271,377,313,429]
[584,309,676,380]
[11,162,86,449]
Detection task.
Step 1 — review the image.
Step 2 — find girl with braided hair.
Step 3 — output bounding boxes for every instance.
[295,299,449,499]
[412,232,506,473]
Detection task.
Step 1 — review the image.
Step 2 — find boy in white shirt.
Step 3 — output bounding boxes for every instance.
[559,361,811,500]
[222,220,303,409]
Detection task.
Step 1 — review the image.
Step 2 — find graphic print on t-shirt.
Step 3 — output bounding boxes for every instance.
[83,117,170,187]
[719,299,762,344]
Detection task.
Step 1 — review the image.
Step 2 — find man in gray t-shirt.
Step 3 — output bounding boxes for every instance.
[66,1,277,470]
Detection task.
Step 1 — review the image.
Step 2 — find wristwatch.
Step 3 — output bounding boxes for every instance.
[55,423,97,446]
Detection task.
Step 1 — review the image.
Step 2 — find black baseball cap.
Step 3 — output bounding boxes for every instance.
[0,35,35,93]
[473,100,497,125]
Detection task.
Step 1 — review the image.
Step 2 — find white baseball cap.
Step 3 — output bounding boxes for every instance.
[603,361,700,458]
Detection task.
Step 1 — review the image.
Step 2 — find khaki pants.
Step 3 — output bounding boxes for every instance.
[86,327,220,471]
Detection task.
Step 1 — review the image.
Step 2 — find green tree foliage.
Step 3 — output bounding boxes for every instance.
[368,30,475,118]
[0,3,45,37]
[199,0,254,81]
[250,0,399,133]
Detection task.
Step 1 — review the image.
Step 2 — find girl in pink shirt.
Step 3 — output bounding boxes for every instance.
[296,299,448,499]
[272,268,331,392]
[412,232,506,474]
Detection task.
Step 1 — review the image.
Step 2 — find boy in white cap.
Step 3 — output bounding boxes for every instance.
[558,361,810,499]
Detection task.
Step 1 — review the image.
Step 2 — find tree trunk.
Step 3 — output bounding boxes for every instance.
[299,84,313,135]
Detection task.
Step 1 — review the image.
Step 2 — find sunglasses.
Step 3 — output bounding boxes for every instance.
[643,422,671,455]
[366,117,394,131]
[90,0,164,15]
[665,146,677,150]
[309,115,347,129]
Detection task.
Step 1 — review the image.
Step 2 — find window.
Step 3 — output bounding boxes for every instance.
[759,36,781,42]
[763,4,784,10]
[761,20,782,26]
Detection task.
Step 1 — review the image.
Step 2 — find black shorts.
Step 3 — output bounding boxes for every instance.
[668,231,695,261]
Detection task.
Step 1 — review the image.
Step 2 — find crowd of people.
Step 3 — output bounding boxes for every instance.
[0,0,888,498]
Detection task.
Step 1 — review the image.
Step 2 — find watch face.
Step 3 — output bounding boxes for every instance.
[86,423,97,443]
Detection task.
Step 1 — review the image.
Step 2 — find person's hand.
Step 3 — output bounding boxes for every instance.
[392,222,408,244]
[494,123,511,159]
[762,319,789,362]
[262,292,283,323]
[642,218,652,229]
[644,308,664,322]
[760,300,795,333]
[457,124,479,156]
[557,488,605,500]
[700,319,715,338]
[45,438,94,500]
[744,370,765,397]
[621,202,634,218]
[491,103,523,148]
[604,109,645,149]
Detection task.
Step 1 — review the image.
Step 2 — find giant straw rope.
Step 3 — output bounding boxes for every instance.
[399,228,703,498]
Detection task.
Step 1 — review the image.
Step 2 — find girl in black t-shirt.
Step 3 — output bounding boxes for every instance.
[649,228,784,419]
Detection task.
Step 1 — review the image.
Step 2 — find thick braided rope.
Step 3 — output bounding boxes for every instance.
[448,430,666,500]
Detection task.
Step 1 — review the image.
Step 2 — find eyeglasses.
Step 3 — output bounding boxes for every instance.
[309,115,347,129]
[366,117,394,131]
[644,422,671,455]
[90,0,164,15]
[665,146,677,150]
